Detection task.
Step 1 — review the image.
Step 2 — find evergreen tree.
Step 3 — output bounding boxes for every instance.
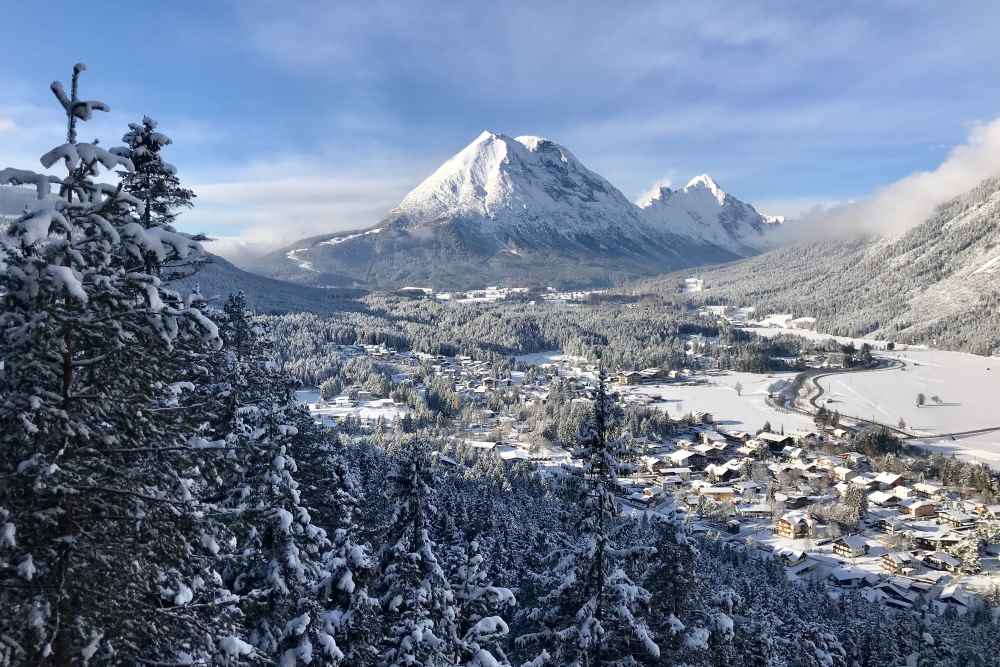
[0,64,236,663]
[517,370,659,666]
[318,457,381,665]
[215,294,337,664]
[449,537,515,666]
[376,442,460,666]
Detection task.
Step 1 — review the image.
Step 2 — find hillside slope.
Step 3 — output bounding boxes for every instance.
[648,175,1000,354]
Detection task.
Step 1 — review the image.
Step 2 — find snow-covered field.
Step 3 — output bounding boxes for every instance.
[622,371,815,434]
[513,349,577,365]
[815,349,1000,465]
[295,389,411,426]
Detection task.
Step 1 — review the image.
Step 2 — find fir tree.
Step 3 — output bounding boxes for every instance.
[517,370,659,666]
[376,442,460,666]
[318,457,381,665]
[215,294,337,664]
[0,63,235,663]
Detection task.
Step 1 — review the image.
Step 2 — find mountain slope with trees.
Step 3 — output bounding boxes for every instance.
[642,175,1000,355]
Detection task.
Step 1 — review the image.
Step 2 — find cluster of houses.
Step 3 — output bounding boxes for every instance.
[305,343,998,613]
[612,422,999,613]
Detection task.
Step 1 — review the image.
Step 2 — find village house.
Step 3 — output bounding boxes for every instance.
[873,472,904,490]
[923,551,961,573]
[757,432,794,454]
[669,449,706,470]
[881,551,918,575]
[775,511,814,538]
[698,486,737,503]
[833,535,873,559]
[738,504,774,520]
[900,499,937,519]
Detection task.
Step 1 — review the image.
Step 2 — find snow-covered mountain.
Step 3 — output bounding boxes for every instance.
[252,131,772,289]
[637,174,780,256]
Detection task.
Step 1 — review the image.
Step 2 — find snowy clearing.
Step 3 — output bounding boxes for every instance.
[622,371,815,434]
[815,349,1000,465]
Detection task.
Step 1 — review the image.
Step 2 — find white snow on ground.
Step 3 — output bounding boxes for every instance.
[285,247,316,272]
[513,350,579,365]
[320,227,383,246]
[621,371,815,434]
[295,390,410,426]
[816,349,1000,465]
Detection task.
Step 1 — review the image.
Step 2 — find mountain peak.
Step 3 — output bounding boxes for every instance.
[636,181,674,208]
[684,174,727,205]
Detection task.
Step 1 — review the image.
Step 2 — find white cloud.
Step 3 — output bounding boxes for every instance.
[178,159,418,262]
[0,116,15,133]
[785,117,1000,240]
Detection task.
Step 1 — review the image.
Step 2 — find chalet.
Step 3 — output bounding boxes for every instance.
[693,410,714,425]
[881,551,917,575]
[698,486,737,502]
[940,511,976,529]
[693,443,725,461]
[873,472,904,490]
[617,371,642,385]
[831,428,850,439]
[935,584,973,614]
[738,504,774,519]
[923,551,961,573]
[849,475,878,492]
[833,466,857,482]
[757,432,794,453]
[659,467,693,480]
[868,490,901,507]
[724,431,751,444]
[794,431,821,445]
[669,449,706,469]
[827,566,870,588]
[912,530,963,551]
[875,581,919,609]
[734,480,761,495]
[840,451,865,466]
[699,430,729,446]
[912,482,943,499]
[775,511,813,538]
[901,499,937,519]
[833,535,872,559]
[705,461,741,483]
[776,492,811,509]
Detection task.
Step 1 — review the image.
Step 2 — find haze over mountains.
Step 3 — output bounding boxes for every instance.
[248,130,779,289]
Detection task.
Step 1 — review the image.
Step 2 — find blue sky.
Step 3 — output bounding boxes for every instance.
[3,1,1000,258]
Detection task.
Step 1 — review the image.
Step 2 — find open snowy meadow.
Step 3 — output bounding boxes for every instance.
[622,371,816,434]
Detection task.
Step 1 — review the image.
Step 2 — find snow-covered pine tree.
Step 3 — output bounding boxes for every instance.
[449,537,515,667]
[0,64,236,663]
[317,456,381,666]
[117,115,195,229]
[642,513,696,659]
[516,369,659,666]
[376,441,460,666]
[212,293,339,664]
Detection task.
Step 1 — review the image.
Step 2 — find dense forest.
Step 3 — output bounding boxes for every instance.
[264,296,808,387]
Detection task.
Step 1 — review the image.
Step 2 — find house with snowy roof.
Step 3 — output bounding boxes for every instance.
[923,551,961,573]
[881,551,918,575]
[775,511,814,538]
[833,535,880,559]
